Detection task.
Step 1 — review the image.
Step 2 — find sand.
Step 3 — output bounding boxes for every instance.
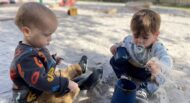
[0,1,190,103]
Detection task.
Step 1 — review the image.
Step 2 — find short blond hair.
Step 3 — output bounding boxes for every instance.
[130,9,161,36]
[15,2,57,30]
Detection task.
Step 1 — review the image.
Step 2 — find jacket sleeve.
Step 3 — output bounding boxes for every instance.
[153,43,173,75]
[151,43,173,85]
[17,53,69,95]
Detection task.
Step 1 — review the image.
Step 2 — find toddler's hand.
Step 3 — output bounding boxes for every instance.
[110,45,117,55]
[146,59,161,77]
[52,54,63,65]
[110,42,124,55]
[68,80,79,92]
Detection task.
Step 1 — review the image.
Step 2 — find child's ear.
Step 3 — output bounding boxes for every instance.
[21,26,31,37]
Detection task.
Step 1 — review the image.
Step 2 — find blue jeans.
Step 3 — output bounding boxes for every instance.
[110,57,151,82]
[110,57,161,93]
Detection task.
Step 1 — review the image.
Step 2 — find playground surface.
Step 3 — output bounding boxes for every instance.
[0,1,190,103]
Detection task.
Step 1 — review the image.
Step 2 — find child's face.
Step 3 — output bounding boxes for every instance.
[23,20,57,48]
[29,27,54,48]
[132,32,159,48]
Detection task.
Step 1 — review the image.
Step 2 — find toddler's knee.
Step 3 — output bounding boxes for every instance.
[110,56,115,66]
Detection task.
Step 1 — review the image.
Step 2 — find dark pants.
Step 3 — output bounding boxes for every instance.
[110,57,151,82]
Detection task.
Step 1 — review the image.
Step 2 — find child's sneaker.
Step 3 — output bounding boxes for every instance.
[79,55,88,73]
[136,96,149,103]
[136,88,148,99]
[136,83,149,103]
[120,75,131,80]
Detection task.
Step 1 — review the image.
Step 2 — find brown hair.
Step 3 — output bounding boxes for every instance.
[15,2,57,30]
[130,9,161,36]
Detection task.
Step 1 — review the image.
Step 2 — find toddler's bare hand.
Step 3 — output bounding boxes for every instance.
[110,45,117,55]
[52,54,63,65]
[146,59,161,76]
